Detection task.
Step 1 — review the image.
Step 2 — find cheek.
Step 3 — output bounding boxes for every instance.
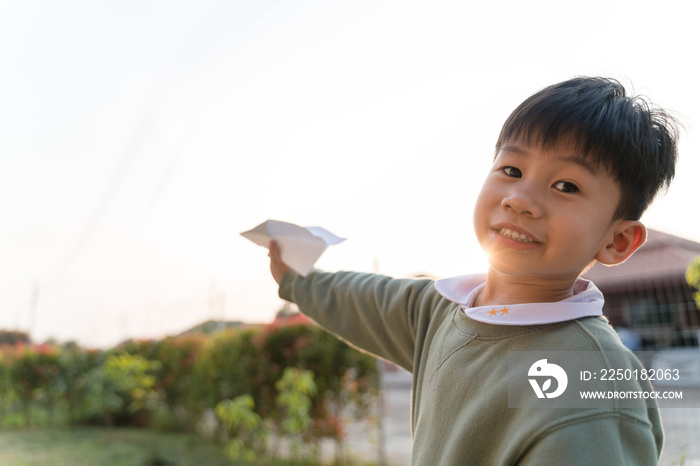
[472,188,495,240]
[473,182,500,214]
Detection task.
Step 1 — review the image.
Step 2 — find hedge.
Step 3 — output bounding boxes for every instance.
[0,317,379,450]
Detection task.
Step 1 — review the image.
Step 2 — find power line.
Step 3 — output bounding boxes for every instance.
[50,115,153,281]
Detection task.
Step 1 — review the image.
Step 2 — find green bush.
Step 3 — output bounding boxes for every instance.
[216,368,319,463]
[0,349,14,423]
[151,334,208,431]
[216,394,269,462]
[0,319,379,452]
[193,327,265,412]
[56,343,102,425]
[7,344,61,426]
[82,352,161,427]
[259,321,378,442]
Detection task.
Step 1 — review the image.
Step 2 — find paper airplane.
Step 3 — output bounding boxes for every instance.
[241,220,345,276]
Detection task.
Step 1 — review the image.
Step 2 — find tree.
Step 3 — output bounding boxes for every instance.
[0,330,30,345]
[686,255,700,308]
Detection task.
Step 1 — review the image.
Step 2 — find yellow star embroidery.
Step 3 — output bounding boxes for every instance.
[500,306,510,315]
[488,309,498,316]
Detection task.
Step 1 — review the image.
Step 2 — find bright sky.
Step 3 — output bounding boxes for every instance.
[1,0,698,348]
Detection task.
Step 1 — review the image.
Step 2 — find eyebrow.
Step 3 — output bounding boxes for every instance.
[498,144,600,175]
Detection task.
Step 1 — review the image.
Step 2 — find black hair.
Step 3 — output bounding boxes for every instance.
[495,77,680,220]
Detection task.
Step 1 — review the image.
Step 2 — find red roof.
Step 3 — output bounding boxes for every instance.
[271,312,310,327]
[583,229,700,290]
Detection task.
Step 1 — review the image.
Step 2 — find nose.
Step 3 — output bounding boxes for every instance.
[501,185,543,218]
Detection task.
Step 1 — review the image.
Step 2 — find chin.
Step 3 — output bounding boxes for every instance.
[486,259,553,278]
[486,262,533,277]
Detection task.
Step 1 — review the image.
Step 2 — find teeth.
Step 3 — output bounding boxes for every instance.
[499,228,534,243]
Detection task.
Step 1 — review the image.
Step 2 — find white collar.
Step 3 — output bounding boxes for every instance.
[434,275,604,326]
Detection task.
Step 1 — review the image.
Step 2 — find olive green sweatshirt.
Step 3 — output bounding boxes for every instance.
[279,269,663,465]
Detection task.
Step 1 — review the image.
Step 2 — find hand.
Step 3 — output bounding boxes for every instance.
[268,240,290,285]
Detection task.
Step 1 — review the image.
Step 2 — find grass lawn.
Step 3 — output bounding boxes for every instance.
[0,427,234,466]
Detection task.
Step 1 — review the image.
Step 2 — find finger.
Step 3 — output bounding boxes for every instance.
[268,239,279,258]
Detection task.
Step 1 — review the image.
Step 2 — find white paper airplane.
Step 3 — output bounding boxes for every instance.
[241,220,345,276]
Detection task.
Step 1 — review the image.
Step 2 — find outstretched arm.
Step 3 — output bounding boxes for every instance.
[268,238,445,371]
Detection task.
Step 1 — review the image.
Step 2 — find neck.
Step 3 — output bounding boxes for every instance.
[475,267,577,306]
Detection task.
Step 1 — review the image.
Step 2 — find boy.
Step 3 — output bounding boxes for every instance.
[267,77,679,465]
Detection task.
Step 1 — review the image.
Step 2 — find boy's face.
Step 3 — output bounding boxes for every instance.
[473,138,623,282]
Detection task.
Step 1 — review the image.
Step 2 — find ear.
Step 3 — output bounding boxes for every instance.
[596,221,647,266]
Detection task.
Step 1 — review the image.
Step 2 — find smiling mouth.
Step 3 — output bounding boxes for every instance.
[498,227,536,243]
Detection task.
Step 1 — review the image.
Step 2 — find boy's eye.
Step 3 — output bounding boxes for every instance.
[553,181,579,193]
[502,166,522,178]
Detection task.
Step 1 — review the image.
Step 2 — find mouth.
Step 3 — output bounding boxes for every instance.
[493,225,540,245]
[497,227,536,244]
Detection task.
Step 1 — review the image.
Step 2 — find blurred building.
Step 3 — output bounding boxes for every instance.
[584,229,700,349]
[177,320,245,336]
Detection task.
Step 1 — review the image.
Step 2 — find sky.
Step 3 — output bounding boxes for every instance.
[1,0,698,348]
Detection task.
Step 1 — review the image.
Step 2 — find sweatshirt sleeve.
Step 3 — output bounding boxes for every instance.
[518,412,661,466]
[278,269,442,372]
